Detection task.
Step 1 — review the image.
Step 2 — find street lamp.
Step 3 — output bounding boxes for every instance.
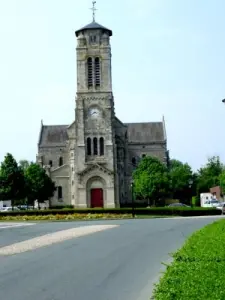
[130,179,135,218]
[189,179,193,206]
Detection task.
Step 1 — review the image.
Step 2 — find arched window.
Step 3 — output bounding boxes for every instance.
[59,157,63,166]
[132,157,136,166]
[58,186,62,199]
[99,137,104,156]
[93,137,98,155]
[87,137,92,155]
[87,57,93,88]
[49,160,53,167]
[95,57,100,88]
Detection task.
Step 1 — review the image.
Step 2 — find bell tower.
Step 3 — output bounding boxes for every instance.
[73,2,119,208]
[75,4,113,94]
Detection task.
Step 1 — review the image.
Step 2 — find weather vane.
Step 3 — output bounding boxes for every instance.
[90,1,97,22]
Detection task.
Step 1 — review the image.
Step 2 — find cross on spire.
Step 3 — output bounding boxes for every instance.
[90,1,97,22]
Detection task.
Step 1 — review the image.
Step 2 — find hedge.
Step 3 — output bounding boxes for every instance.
[153,219,225,299]
[0,207,221,217]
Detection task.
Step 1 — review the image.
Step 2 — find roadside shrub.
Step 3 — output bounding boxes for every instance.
[50,205,74,209]
[0,207,221,218]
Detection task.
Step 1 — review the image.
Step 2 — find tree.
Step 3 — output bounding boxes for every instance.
[0,153,25,207]
[19,160,31,171]
[134,171,152,201]
[219,170,225,196]
[24,163,55,206]
[197,156,225,193]
[169,159,193,202]
[133,156,170,205]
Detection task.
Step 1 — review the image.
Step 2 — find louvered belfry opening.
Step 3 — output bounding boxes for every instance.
[99,137,104,156]
[95,57,100,88]
[87,137,92,155]
[87,57,93,88]
[93,137,98,155]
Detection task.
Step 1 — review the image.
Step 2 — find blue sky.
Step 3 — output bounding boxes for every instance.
[0,0,225,170]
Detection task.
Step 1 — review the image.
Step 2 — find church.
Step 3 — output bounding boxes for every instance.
[36,7,168,208]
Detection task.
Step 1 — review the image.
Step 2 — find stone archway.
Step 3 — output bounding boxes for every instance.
[86,176,106,208]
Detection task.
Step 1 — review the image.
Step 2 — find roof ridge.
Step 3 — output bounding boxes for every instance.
[125,121,163,124]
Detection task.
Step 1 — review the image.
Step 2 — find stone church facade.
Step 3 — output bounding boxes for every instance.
[36,19,168,208]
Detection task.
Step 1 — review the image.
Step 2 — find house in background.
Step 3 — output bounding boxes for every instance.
[210,186,223,201]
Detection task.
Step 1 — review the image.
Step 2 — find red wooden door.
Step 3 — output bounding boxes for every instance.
[91,188,103,208]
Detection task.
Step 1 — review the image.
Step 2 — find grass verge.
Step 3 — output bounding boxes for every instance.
[153,219,225,300]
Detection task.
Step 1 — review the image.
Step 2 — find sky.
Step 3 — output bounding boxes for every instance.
[0,0,225,171]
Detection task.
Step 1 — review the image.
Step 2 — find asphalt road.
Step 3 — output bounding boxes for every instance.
[0,217,221,300]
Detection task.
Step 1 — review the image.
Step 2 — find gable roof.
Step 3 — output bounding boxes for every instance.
[75,21,112,37]
[77,163,114,178]
[125,122,166,144]
[38,125,69,147]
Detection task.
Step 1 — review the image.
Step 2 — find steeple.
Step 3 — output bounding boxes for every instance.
[75,1,112,37]
[75,2,113,93]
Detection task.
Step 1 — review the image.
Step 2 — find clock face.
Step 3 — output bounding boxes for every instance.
[89,107,100,118]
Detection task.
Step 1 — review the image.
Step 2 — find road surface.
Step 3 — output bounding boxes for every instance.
[0,217,221,300]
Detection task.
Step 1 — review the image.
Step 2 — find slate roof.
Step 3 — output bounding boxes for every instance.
[75,21,113,37]
[125,122,166,143]
[38,121,166,147]
[38,125,69,147]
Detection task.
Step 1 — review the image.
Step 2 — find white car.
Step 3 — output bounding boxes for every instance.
[216,202,225,211]
[203,199,220,208]
[0,206,20,212]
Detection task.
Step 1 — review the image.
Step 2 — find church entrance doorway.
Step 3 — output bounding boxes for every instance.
[91,188,103,208]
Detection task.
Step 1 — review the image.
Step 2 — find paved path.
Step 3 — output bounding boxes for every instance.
[0,217,221,300]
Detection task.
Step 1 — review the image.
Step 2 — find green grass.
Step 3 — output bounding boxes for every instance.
[153,219,225,300]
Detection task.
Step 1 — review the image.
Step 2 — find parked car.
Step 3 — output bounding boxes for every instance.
[168,203,190,207]
[216,202,225,212]
[0,206,20,212]
[203,199,220,208]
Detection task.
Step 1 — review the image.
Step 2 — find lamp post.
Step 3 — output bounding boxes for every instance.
[130,179,135,218]
[189,179,193,206]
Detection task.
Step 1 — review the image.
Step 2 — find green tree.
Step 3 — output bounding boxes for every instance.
[169,159,193,202]
[24,163,55,206]
[219,170,225,196]
[197,156,224,193]
[0,153,25,207]
[133,156,170,206]
[19,160,31,171]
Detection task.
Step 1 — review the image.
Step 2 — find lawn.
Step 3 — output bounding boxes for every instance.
[153,219,225,299]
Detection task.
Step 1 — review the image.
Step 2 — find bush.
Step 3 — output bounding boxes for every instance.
[50,205,74,210]
[153,219,225,299]
[0,207,221,218]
